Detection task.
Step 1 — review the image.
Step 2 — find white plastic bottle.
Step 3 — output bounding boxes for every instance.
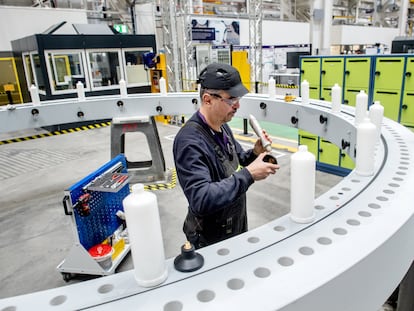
[290,145,316,223]
[369,101,384,143]
[331,83,341,113]
[76,81,85,102]
[355,117,377,176]
[268,76,276,99]
[301,79,310,105]
[159,77,167,96]
[30,84,40,106]
[355,90,368,126]
[119,79,127,98]
[122,184,167,287]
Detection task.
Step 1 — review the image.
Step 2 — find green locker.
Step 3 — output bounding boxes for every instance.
[401,57,414,126]
[401,92,414,126]
[344,88,369,106]
[403,57,414,91]
[321,58,344,90]
[321,86,333,101]
[373,57,405,91]
[300,57,321,87]
[344,57,371,88]
[309,86,319,99]
[340,151,355,170]
[298,130,318,158]
[373,90,401,121]
[318,139,340,166]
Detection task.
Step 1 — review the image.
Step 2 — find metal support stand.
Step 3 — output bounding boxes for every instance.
[110,116,166,184]
[397,261,414,311]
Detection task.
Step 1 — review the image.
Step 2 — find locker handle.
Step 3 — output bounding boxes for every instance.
[321,70,326,75]
[320,97,325,100]
[62,195,73,216]
[344,99,349,104]
[341,139,350,149]
[406,72,412,77]
[345,70,350,75]
[319,148,323,153]
[376,91,398,95]
[300,69,305,74]
[375,71,381,76]
[301,135,317,141]
[402,104,408,110]
[340,153,346,158]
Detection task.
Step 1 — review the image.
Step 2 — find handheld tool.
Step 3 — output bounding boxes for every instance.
[249,114,272,152]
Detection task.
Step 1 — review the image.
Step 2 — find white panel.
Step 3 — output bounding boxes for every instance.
[134,2,156,35]
[263,21,310,45]
[331,25,399,47]
[0,7,88,51]
[239,19,310,46]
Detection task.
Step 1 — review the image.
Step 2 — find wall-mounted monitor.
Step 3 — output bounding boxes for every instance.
[286,51,310,69]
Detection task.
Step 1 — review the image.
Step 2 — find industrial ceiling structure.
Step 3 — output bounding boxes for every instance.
[0,0,405,30]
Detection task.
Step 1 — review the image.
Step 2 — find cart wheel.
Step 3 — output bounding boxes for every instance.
[62,272,72,282]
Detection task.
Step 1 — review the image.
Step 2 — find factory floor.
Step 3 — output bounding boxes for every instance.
[0,115,391,309]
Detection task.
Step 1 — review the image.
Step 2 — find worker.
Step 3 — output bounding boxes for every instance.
[173,63,280,249]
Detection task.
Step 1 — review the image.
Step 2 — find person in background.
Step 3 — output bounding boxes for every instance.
[173,63,280,249]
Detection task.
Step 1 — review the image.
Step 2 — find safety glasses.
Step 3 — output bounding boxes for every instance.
[207,92,240,106]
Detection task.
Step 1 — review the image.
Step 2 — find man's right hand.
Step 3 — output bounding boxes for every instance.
[246,153,280,181]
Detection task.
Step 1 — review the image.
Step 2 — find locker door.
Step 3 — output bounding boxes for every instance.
[340,151,355,170]
[403,57,414,92]
[309,86,320,99]
[318,139,340,166]
[321,58,344,88]
[373,57,405,91]
[321,86,332,101]
[344,88,369,106]
[344,57,371,89]
[373,90,401,122]
[298,131,318,159]
[300,57,321,87]
[401,92,414,126]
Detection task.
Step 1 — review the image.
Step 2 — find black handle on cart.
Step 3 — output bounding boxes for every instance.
[62,195,73,216]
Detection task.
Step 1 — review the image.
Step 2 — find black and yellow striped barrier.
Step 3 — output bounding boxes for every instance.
[143,168,177,191]
[0,121,111,145]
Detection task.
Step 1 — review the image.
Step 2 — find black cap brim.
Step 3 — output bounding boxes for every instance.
[227,82,249,98]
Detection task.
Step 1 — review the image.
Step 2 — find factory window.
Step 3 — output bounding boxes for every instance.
[122,48,152,87]
[86,49,123,90]
[45,50,88,95]
[22,52,46,95]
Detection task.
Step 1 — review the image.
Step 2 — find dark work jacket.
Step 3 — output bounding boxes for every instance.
[173,111,257,248]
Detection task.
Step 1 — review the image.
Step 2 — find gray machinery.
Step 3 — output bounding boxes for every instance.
[1,91,414,310]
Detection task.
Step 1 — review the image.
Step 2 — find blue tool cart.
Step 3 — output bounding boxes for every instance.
[57,154,131,282]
